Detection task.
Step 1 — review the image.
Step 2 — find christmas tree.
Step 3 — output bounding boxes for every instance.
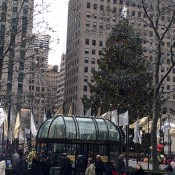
[83,20,153,121]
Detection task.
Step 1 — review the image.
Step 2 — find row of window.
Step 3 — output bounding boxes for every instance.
[85,39,104,47]
[85,48,102,55]
[87,0,124,9]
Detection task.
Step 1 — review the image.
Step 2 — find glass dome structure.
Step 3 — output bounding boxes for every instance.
[37,115,121,144]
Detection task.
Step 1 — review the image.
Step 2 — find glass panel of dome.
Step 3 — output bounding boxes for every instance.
[106,120,119,141]
[48,116,65,139]
[64,117,77,139]
[96,119,108,140]
[76,118,96,140]
[38,118,53,138]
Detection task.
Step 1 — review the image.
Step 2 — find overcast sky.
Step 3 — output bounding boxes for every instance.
[34,0,69,66]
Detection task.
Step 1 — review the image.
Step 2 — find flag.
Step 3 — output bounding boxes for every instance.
[14,112,20,139]
[68,104,73,116]
[133,119,142,144]
[161,122,175,133]
[96,107,101,118]
[130,116,148,129]
[4,111,8,138]
[0,107,5,126]
[80,107,84,117]
[19,128,24,144]
[43,112,47,122]
[25,128,30,139]
[102,111,111,119]
[111,110,117,123]
[30,112,37,137]
[111,110,129,126]
[55,105,63,115]
[85,107,91,117]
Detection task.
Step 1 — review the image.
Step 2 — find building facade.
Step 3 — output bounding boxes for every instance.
[65,0,175,116]
[56,54,66,109]
[46,65,59,115]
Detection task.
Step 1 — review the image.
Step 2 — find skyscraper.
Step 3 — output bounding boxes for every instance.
[65,0,175,116]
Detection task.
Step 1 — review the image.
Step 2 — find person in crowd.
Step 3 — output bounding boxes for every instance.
[40,154,51,175]
[85,158,95,175]
[164,164,175,175]
[134,163,144,175]
[95,155,106,175]
[0,155,6,175]
[59,153,72,175]
[106,160,118,175]
[30,156,41,175]
[15,150,28,175]
[76,155,86,175]
[11,151,20,175]
[170,162,175,172]
[118,155,126,175]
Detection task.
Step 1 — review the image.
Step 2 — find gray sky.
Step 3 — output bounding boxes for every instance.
[34,0,69,66]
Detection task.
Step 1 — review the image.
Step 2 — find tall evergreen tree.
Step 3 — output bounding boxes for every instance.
[83,21,153,121]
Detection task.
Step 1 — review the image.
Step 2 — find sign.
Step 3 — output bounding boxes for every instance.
[67,155,75,161]
[101,156,108,162]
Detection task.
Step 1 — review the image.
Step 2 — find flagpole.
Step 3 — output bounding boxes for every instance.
[126,123,129,167]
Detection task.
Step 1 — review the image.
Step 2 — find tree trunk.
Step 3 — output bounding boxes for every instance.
[151,99,159,169]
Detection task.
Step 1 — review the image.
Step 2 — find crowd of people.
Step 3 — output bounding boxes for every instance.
[59,154,126,175]
[0,148,174,175]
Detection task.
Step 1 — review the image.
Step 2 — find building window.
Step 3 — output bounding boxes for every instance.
[99,41,103,47]
[85,48,89,54]
[85,39,89,45]
[86,21,90,27]
[100,5,104,11]
[173,68,175,73]
[113,0,117,4]
[85,57,89,63]
[84,85,88,91]
[87,3,90,8]
[92,40,96,46]
[84,76,88,82]
[92,49,96,55]
[93,22,97,28]
[91,58,95,64]
[94,4,97,9]
[167,59,170,64]
[167,76,170,81]
[113,7,116,13]
[161,67,164,72]
[86,12,90,18]
[173,77,175,82]
[84,67,88,72]
[91,67,95,73]
[167,85,170,90]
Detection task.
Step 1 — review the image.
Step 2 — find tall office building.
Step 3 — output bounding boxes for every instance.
[0,0,34,129]
[56,54,66,108]
[34,35,50,64]
[65,0,175,116]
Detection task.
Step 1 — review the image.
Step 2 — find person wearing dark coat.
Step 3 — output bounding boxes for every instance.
[134,163,145,175]
[95,155,106,175]
[30,157,41,175]
[59,153,72,175]
[106,160,118,175]
[40,154,51,175]
[15,150,28,175]
[118,155,126,175]
[76,155,86,175]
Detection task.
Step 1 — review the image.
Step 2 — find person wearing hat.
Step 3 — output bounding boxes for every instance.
[60,153,72,175]
[164,164,175,175]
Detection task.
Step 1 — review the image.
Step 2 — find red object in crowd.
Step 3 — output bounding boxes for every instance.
[157,144,164,152]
